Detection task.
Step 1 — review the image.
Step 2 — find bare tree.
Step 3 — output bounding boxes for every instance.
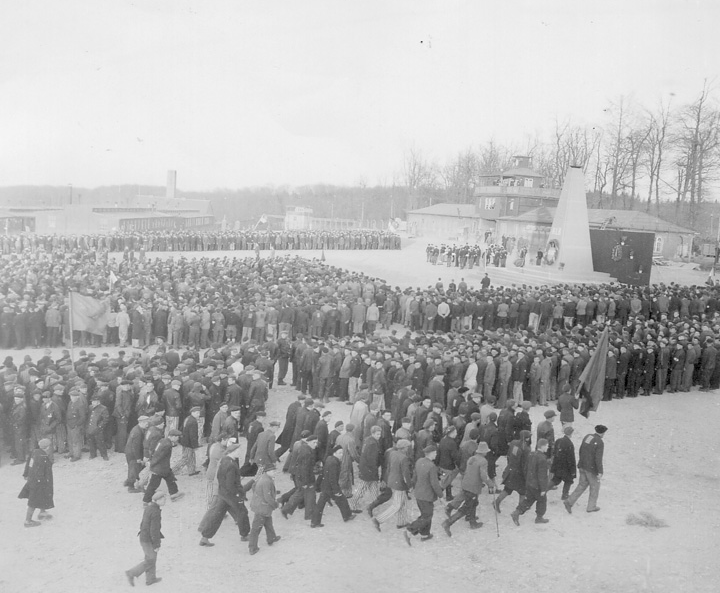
[671,82,720,226]
[402,146,438,210]
[440,148,481,203]
[643,98,673,213]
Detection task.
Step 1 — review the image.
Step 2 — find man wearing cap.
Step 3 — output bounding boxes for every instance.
[311,445,355,527]
[38,391,61,455]
[163,378,183,437]
[564,425,607,514]
[125,416,150,493]
[143,429,183,504]
[19,438,54,527]
[556,385,579,428]
[550,426,577,500]
[372,439,412,531]
[248,464,281,555]
[173,406,201,476]
[281,433,317,521]
[199,440,251,546]
[442,442,494,536]
[494,429,531,513]
[404,443,443,544]
[86,396,110,461]
[511,438,550,525]
[350,425,382,512]
[66,391,87,462]
[245,411,266,465]
[126,492,166,586]
[10,389,28,464]
[536,410,556,458]
[250,420,280,472]
[113,383,134,454]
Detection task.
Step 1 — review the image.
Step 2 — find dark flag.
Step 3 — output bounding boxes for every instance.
[578,327,609,417]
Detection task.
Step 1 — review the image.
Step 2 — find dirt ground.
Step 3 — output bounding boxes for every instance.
[1,244,719,593]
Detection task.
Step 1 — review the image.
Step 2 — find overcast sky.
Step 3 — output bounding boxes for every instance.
[0,0,718,191]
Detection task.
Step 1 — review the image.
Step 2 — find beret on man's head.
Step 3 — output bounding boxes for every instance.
[595,425,608,434]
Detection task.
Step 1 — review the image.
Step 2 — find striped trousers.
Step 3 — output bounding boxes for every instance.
[374,490,410,526]
[172,447,196,475]
[350,480,380,510]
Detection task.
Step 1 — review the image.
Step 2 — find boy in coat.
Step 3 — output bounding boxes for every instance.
[248,464,282,555]
[19,438,54,527]
[126,492,166,586]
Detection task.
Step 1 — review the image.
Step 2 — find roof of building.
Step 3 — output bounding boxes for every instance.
[498,207,695,234]
[500,167,544,178]
[407,204,478,218]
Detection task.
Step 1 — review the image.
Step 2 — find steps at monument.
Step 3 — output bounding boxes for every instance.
[472,265,613,287]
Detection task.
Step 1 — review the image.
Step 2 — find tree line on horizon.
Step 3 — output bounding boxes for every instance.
[2,83,719,239]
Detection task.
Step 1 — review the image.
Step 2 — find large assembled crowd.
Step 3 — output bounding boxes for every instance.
[4,236,719,584]
[1,229,401,256]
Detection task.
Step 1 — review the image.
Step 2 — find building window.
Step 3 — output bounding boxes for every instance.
[654,236,664,254]
[484,197,496,210]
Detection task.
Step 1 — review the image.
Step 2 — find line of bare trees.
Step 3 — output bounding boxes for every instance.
[399,82,720,234]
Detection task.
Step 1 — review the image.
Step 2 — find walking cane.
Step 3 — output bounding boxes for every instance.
[491,486,500,537]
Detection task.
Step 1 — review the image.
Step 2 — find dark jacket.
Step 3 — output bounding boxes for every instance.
[320,454,343,496]
[550,435,576,481]
[358,435,381,482]
[149,438,174,476]
[525,450,550,491]
[180,415,199,448]
[19,448,54,510]
[217,456,246,500]
[291,441,316,487]
[577,433,604,475]
[125,425,145,460]
[437,435,460,471]
[138,502,164,548]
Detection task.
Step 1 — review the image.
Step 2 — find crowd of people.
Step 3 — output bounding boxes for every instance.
[1,228,401,256]
[425,243,513,269]
[3,237,719,583]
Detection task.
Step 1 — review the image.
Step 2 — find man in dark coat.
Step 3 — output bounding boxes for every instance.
[493,429,531,513]
[126,491,166,586]
[125,416,150,493]
[564,425,607,514]
[350,425,382,511]
[19,438,54,527]
[281,434,318,520]
[199,442,251,546]
[311,445,355,527]
[86,396,110,460]
[511,438,550,525]
[275,394,304,459]
[550,426,577,500]
[143,430,182,504]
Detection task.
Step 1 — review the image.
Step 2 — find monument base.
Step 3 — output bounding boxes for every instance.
[476,264,613,287]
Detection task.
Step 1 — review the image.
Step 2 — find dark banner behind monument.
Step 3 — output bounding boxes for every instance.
[589,229,654,287]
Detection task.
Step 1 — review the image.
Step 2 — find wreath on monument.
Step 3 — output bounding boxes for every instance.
[544,240,559,266]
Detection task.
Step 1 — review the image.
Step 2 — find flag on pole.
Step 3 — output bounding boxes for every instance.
[108,270,118,286]
[70,292,109,336]
[577,327,609,417]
